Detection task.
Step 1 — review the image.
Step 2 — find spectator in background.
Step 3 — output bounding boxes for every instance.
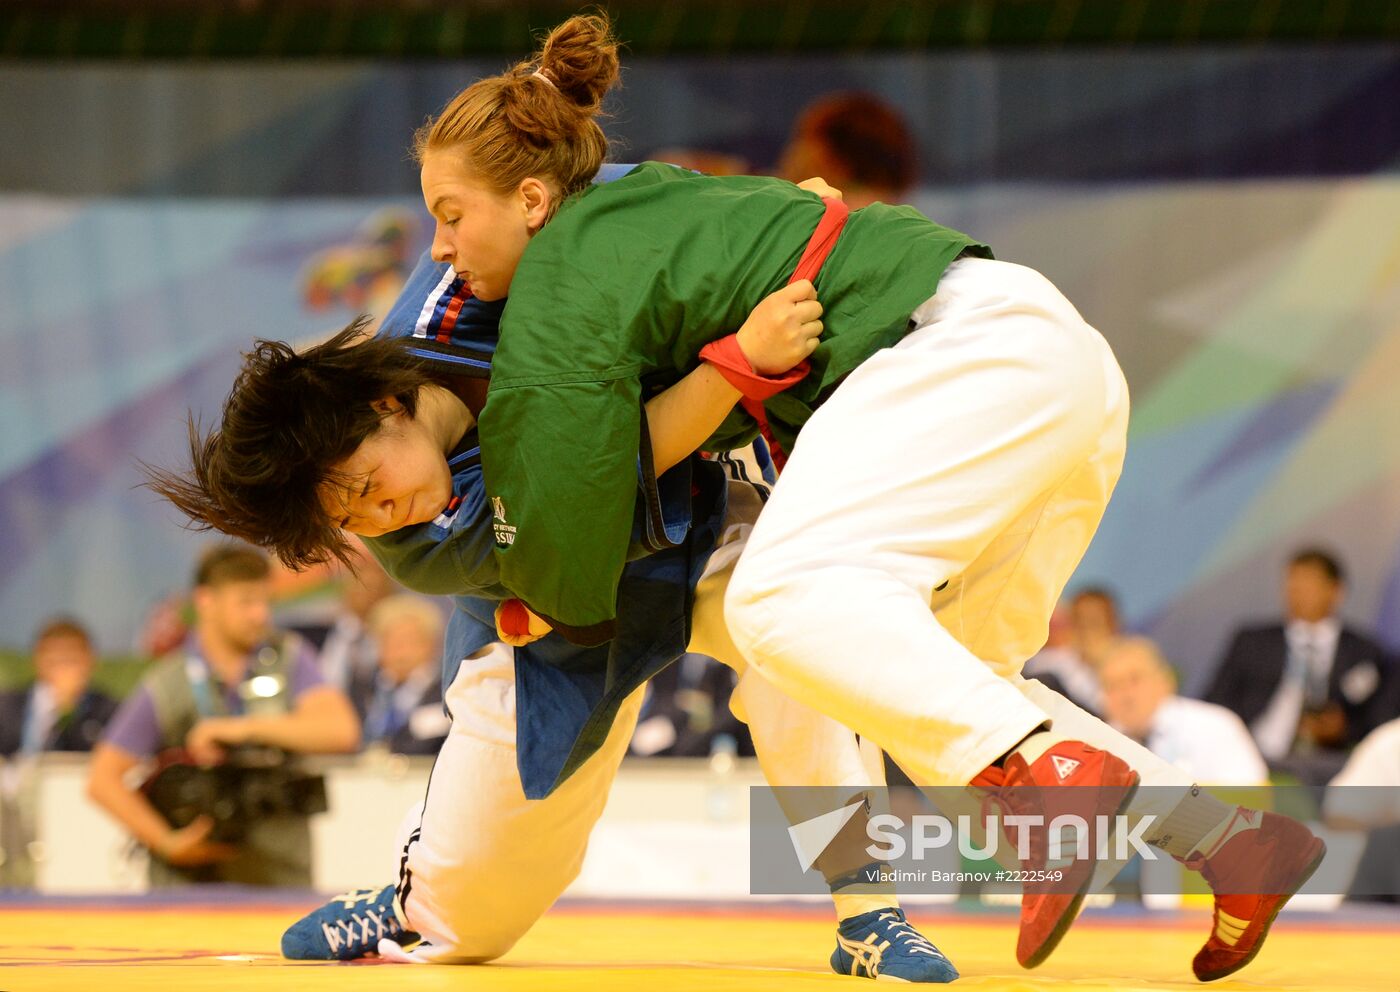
[776,91,918,208]
[1101,637,1268,786]
[0,618,118,757]
[1022,587,1120,713]
[87,543,359,886]
[1206,548,1396,770]
[1070,587,1122,674]
[353,595,449,756]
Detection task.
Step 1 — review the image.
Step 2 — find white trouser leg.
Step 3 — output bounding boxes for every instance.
[726,258,1131,787]
[690,479,874,796]
[392,642,641,963]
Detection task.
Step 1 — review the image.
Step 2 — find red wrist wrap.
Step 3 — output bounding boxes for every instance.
[697,335,808,401]
[700,196,850,470]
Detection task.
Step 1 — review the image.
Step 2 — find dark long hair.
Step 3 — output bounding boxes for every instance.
[144,317,434,570]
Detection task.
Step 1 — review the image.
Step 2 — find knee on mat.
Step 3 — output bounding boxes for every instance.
[403,893,535,964]
[452,939,518,964]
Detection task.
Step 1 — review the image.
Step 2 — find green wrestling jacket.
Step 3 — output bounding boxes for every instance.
[481,161,989,638]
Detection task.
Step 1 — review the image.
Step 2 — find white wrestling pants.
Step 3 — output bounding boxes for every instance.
[385,482,876,964]
[724,257,1195,815]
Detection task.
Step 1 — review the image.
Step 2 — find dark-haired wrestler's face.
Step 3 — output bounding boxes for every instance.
[320,400,454,538]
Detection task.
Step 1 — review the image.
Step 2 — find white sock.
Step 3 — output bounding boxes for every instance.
[1144,786,1243,860]
[1190,806,1260,861]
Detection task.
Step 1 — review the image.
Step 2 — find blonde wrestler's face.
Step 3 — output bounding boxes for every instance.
[319,399,454,538]
[421,150,553,302]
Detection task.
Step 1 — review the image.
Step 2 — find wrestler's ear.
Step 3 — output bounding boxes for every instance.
[520,177,553,232]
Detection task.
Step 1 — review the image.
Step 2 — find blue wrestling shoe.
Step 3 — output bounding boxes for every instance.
[831,908,959,983]
[281,884,416,960]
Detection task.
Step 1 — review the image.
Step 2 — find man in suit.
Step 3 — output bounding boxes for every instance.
[0,617,118,757]
[1206,548,1397,766]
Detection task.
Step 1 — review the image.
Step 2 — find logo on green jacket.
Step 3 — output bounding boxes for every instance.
[492,495,516,546]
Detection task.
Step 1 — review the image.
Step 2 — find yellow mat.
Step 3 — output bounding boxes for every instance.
[2,903,1397,992]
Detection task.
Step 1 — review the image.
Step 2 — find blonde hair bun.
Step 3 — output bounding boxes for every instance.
[537,14,620,112]
[417,11,620,198]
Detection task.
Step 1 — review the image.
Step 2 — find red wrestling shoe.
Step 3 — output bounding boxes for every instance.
[975,741,1139,969]
[1183,808,1326,982]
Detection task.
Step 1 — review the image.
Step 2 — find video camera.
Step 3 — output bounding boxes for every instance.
[142,745,328,844]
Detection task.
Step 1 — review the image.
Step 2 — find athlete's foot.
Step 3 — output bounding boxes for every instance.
[1181,808,1326,982]
[830,907,959,982]
[974,739,1138,969]
[281,883,416,960]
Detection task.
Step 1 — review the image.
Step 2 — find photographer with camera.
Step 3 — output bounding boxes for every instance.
[87,543,360,886]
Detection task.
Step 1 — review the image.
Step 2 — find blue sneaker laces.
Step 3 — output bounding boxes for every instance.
[281,884,410,960]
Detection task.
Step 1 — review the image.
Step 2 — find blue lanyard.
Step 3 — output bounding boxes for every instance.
[184,652,234,718]
[19,689,49,755]
[365,679,407,742]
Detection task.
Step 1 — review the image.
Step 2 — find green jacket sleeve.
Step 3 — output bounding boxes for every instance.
[479,375,644,633]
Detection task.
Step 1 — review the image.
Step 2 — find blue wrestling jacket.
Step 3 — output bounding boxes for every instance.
[364,165,765,797]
